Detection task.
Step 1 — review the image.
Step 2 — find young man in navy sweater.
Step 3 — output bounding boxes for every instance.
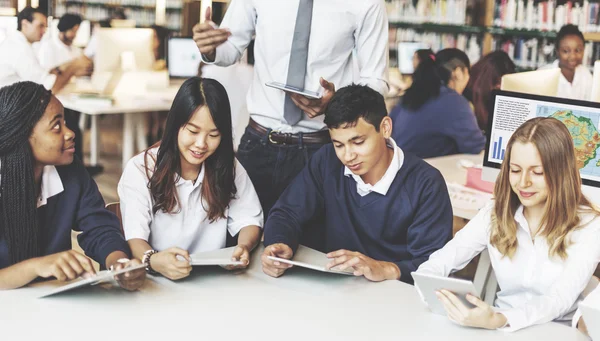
[261,84,453,284]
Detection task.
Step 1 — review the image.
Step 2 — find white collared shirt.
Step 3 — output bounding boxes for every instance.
[36,33,82,70]
[539,60,593,101]
[0,30,56,90]
[117,148,264,254]
[416,202,600,332]
[203,0,389,133]
[344,138,404,197]
[0,160,63,208]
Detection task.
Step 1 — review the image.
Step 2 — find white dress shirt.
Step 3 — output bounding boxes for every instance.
[203,0,389,133]
[416,202,600,332]
[0,30,56,90]
[344,138,404,197]
[539,60,593,101]
[118,148,264,254]
[37,33,82,70]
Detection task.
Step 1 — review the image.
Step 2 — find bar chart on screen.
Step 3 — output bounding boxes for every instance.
[491,134,508,161]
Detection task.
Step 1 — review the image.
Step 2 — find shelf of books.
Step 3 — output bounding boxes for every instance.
[54,0,183,32]
[0,0,16,16]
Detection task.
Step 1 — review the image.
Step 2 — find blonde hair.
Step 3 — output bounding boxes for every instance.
[491,117,599,259]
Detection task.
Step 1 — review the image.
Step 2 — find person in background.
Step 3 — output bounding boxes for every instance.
[416,117,600,332]
[145,25,171,146]
[539,24,593,101]
[261,84,452,284]
[118,77,263,280]
[0,81,146,290]
[463,50,516,132]
[390,48,485,159]
[412,48,434,72]
[192,1,389,241]
[0,7,90,92]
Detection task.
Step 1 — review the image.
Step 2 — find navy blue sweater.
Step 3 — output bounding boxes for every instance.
[0,158,130,269]
[390,86,486,159]
[264,145,453,284]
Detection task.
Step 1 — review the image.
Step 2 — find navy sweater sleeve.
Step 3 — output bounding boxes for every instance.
[442,94,486,154]
[263,147,328,253]
[71,158,131,266]
[395,166,453,283]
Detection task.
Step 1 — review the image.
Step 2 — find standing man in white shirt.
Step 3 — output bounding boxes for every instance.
[0,7,90,92]
[192,1,389,238]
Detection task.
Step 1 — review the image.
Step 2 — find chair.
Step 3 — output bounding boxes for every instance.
[105,202,124,234]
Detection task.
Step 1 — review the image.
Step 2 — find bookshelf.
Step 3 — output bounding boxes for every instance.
[53,0,184,32]
[0,0,17,16]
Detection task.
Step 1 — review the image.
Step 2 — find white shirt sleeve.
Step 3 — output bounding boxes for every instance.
[498,218,600,332]
[202,0,256,66]
[416,203,492,277]
[117,154,154,242]
[14,39,56,90]
[354,1,389,96]
[226,159,264,236]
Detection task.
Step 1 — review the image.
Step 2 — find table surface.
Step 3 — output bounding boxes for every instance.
[424,152,486,220]
[0,245,587,341]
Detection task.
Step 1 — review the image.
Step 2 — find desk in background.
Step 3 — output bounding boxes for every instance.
[0,245,587,341]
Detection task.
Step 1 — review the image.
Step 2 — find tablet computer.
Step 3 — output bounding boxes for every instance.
[265,81,322,99]
[266,245,354,276]
[411,272,480,315]
[579,296,600,340]
[187,246,245,266]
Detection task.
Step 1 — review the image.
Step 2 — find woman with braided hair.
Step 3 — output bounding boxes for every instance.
[0,81,145,290]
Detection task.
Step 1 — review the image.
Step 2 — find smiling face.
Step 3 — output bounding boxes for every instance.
[558,34,584,73]
[28,96,76,167]
[508,141,549,211]
[329,116,393,185]
[177,105,221,180]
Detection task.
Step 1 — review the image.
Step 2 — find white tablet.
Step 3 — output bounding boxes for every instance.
[579,298,600,340]
[39,263,146,298]
[187,246,245,266]
[411,272,480,315]
[265,81,322,99]
[266,245,354,276]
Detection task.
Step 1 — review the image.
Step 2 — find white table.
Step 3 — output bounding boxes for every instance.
[57,84,181,167]
[424,152,486,220]
[0,246,587,341]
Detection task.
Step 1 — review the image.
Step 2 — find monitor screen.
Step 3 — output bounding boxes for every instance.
[168,37,201,78]
[397,42,429,75]
[0,16,17,44]
[483,90,600,192]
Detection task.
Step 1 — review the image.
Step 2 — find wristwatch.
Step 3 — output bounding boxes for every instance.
[142,249,158,275]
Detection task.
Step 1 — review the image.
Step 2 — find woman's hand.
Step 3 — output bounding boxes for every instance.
[150,247,192,280]
[436,289,507,329]
[223,244,251,270]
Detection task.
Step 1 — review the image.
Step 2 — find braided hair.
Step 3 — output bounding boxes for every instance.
[0,81,52,265]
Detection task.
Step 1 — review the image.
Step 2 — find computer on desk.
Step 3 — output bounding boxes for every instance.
[167,37,201,79]
[500,68,561,96]
[590,61,600,102]
[0,16,17,44]
[482,90,600,203]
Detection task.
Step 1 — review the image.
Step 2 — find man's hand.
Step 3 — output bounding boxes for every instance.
[192,7,231,62]
[261,243,293,278]
[325,249,400,282]
[289,77,335,118]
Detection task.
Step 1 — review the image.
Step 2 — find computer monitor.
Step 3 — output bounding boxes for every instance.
[590,61,600,102]
[0,16,17,44]
[397,42,429,75]
[94,28,154,73]
[500,68,560,96]
[482,90,600,203]
[167,37,201,78]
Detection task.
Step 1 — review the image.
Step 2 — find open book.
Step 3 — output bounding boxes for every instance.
[38,263,146,298]
[267,245,354,276]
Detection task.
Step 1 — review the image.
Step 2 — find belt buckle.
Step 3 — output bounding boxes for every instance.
[268,130,282,145]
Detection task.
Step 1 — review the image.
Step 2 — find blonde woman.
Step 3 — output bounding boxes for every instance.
[415,117,600,332]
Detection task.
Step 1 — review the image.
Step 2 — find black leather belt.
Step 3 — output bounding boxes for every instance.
[248,118,331,145]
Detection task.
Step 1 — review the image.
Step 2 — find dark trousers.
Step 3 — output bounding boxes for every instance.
[234,126,327,250]
[64,109,83,161]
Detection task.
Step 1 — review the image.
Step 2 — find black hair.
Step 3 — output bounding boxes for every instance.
[414,48,434,65]
[151,25,170,61]
[146,77,236,222]
[556,24,585,49]
[17,6,46,31]
[0,81,52,265]
[402,48,470,111]
[57,13,83,32]
[323,84,387,131]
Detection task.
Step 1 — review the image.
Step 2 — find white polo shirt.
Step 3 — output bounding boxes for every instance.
[539,60,593,101]
[118,148,264,254]
[37,33,82,70]
[0,30,56,90]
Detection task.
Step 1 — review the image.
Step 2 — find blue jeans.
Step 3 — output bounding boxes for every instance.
[236,126,327,249]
